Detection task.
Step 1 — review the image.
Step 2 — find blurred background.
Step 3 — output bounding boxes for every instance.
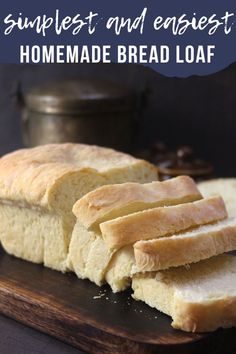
[0,62,235,177]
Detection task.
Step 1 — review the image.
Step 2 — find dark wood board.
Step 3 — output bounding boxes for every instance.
[0,248,213,354]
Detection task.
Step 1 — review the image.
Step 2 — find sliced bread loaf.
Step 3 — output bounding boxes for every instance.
[132,255,236,332]
[67,176,203,288]
[68,181,227,292]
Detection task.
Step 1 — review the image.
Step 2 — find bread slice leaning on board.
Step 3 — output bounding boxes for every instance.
[0,143,157,271]
[67,175,231,292]
[198,178,236,217]
[132,255,236,332]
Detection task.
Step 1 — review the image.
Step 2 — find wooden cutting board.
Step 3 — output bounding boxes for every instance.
[0,248,211,353]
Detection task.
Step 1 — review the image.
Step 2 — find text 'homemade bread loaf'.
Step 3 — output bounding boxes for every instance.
[132,255,236,332]
[0,143,157,271]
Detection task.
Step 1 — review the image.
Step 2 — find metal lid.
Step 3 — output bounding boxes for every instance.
[24,78,137,115]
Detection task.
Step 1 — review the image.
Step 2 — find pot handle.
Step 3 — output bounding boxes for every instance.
[12,81,30,147]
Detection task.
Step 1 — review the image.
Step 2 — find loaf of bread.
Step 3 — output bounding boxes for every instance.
[198,178,236,216]
[67,177,227,292]
[2,144,236,334]
[132,255,236,332]
[0,143,157,271]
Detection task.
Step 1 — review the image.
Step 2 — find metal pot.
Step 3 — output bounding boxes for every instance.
[20,78,138,151]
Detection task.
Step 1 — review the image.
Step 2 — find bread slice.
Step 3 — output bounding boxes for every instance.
[104,245,134,292]
[100,196,227,251]
[133,217,236,272]
[132,255,236,332]
[0,143,157,271]
[198,178,236,217]
[67,222,114,285]
[73,176,202,230]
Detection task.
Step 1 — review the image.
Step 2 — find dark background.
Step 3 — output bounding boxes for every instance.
[0,62,235,176]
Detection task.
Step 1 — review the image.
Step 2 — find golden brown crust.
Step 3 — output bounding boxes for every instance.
[0,143,157,208]
[134,219,236,272]
[100,196,227,250]
[73,176,202,229]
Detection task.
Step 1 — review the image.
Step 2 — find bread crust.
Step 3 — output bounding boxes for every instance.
[173,295,236,332]
[100,196,227,250]
[0,143,157,209]
[134,219,236,272]
[73,176,202,229]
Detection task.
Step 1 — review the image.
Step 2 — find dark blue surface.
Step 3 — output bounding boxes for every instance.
[0,0,236,77]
